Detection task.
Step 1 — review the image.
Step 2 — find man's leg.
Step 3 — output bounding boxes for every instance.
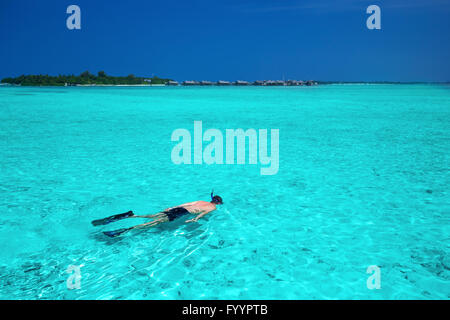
[131,212,166,219]
[103,216,169,237]
[130,215,169,230]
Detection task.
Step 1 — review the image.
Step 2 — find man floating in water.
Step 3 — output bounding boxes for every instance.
[92,191,223,237]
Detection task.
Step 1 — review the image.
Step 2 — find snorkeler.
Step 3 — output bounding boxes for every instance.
[92,191,223,237]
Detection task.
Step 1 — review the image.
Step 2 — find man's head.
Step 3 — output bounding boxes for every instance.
[210,190,223,205]
[211,195,223,205]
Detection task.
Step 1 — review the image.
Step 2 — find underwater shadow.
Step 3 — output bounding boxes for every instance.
[90,217,205,244]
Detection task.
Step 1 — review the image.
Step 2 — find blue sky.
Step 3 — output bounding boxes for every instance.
[0,0,449,81]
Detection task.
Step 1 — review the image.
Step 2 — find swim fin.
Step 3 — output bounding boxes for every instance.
[91,210,134,226]
[103,227,132,237]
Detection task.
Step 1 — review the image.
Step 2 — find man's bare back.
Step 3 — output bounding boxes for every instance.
[167,200,218,221]
[92,192,224,237]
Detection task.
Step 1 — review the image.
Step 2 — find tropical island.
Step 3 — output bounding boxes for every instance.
[1,72,444,88]
[0,71,171,86]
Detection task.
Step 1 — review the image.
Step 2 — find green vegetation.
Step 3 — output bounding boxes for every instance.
[1,71,171,86]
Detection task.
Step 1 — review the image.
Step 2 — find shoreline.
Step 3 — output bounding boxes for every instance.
[1,82,448,88]
[74,84,166,87]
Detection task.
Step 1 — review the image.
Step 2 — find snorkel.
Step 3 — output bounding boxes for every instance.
[210,190,223,205]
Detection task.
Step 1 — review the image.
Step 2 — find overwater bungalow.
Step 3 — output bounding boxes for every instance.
[264,80,277,86]
[233,80,250,86]
[286,80,299,86]
[253,80,265,86]
[217,80,231,86]
[182,80,199,86]
[200,80,213,85]
[167,80,179,86]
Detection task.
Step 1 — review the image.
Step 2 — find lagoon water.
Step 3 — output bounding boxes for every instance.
[0,84,449,299]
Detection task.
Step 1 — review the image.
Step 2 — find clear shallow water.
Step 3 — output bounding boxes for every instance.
[0,84,449,299]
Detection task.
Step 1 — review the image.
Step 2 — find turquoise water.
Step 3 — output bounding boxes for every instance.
[0,84,449,299]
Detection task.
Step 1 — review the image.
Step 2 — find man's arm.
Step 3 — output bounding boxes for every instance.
[185,208,215,223]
